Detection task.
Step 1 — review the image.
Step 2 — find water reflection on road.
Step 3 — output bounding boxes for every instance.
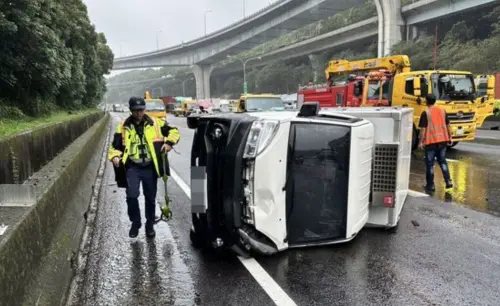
[410,143,500,216]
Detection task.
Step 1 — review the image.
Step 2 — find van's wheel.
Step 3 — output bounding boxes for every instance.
[411,125,419,151]
[447,141,458,148]
[190,213,208,248]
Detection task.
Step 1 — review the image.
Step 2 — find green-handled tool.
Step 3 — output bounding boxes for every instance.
[155,152,173,223]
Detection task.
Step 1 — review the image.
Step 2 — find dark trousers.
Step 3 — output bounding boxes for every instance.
[125,163,158,224]
[424,145,451,188]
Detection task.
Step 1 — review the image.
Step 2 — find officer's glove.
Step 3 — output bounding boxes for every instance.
[161,143,172,153]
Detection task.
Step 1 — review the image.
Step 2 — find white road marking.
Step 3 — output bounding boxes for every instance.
[238,257,298,306]
[0,224,8,236]
[446,158,459,163]
[169,168,298,306]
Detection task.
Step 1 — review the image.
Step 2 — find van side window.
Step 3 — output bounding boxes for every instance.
[405,79,414,95]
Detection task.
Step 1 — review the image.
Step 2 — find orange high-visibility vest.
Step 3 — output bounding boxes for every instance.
[424,106,450,145]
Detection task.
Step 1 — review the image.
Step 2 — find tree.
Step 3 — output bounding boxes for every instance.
[0,0,114,117]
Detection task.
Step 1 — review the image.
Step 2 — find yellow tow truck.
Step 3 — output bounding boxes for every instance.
[143,91,166,119]
[393,70,481,148]
[236,94,285,112]
[474,74,498,127]
[323,55,480,149]
[172,100,197,117]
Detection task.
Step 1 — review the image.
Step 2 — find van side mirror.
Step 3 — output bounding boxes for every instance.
[413,78,421,97]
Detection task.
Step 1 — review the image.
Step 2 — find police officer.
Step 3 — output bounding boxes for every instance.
[418,94,453,192]
[108,97,180,238]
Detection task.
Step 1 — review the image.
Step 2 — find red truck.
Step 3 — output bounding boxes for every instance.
[297,72,390,109]
[159,96,177,114]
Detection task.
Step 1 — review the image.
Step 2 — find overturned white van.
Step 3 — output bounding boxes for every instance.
[187,103,413,256]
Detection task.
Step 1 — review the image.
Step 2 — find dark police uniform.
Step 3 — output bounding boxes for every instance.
[108,97,180,238]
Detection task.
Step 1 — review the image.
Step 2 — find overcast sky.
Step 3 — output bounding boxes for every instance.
[83,0,277,57]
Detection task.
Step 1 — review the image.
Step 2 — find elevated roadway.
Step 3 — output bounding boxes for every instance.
[213,0,498,77]
[111,0,497,98]
[112,0,364,69]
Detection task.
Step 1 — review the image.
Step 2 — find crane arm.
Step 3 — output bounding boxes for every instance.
[324,55,411,80]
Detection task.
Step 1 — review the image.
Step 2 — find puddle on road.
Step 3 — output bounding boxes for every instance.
[410,151,500,216]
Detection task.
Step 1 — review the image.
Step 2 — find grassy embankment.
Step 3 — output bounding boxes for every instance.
[0,109,99,139]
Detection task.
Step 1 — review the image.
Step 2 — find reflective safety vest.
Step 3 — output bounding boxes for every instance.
[127,127,154,165]
[108,115,180,177]
[424,106,450,145]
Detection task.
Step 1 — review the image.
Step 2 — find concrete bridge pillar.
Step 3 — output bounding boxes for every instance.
[192,64,214,99]
[406,25,419,40]
[375,0,403,56]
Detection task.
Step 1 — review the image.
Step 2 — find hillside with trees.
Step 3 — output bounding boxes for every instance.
[0,0,114,119]
[106,1,500,101]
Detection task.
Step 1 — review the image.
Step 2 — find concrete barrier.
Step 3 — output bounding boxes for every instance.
[0,113,110,306]
[0,111,104,184]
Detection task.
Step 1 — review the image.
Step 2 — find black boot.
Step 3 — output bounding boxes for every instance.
[145,221,156,238]
[424,184,435,192]
[129,221,141,238]
[445,180,453,189]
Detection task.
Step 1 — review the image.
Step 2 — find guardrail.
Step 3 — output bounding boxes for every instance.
[0,114,110,305]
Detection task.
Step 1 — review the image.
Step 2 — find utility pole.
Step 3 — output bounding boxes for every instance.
[227,55,262,94]
[433,22,438,70]
[156,30,162,51]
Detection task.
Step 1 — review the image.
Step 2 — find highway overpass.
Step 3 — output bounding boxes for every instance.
[112,0,365,99]
[212,0,498,78]
[111,0,497,99]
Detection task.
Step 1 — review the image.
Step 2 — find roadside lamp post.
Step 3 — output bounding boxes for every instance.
[204,10,212,36]
[227,55,262,94]
[156,30,162,51]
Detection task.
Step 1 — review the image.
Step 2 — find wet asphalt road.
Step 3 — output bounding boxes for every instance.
[70,113,500,306]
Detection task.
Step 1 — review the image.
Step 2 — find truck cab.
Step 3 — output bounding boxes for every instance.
[391,70,478,148]
[362,71,391,106]
[145,98,167,119]
[297,74,391,109]
[236,94,285,112]
[297,76,362,109]
[474,74,497,126]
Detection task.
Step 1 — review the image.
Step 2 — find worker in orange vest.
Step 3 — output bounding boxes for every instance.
[418,94,453,192]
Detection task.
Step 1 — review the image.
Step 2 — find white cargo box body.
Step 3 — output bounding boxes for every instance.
[320,107,414,227]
